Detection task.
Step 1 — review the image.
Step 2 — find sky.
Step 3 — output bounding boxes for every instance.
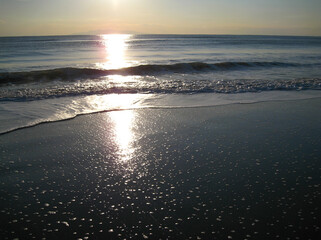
[0,0,321,36]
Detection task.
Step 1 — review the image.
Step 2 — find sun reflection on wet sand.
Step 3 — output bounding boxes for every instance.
[109,110,135,163]
[99,34,131,70]
[87,93,149,174]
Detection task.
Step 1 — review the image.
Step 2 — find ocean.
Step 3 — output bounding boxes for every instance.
[1,34,321,134]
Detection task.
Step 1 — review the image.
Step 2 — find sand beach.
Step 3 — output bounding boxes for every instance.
[1,98,320,239]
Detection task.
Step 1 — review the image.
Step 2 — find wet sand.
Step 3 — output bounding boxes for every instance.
[1,98,321,239]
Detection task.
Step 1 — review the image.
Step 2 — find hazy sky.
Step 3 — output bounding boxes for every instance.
[0,0,321,36]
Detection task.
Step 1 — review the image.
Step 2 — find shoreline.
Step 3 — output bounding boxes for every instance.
[1,91,321,136]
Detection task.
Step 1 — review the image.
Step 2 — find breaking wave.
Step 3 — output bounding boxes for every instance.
[1,61,320,101]
[0,61,299,84]
[1,77,320,101]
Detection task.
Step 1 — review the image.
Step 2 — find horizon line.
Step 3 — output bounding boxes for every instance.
[1,33,321,38]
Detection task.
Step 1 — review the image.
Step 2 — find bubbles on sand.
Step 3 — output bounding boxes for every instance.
[0,104,321,239]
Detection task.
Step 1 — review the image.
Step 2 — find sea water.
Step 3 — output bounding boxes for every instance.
[0,34,321,133]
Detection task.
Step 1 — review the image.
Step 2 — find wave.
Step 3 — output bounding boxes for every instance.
[0,61,299,84]
[1,77,320,101]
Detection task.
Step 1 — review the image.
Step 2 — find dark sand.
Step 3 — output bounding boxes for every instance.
[1,98,321,239]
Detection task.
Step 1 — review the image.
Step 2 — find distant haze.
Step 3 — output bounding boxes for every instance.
[0,0,321,36]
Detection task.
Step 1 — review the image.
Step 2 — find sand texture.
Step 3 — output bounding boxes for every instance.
[1,98,321,239]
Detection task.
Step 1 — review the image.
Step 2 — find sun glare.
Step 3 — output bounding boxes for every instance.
[87,94,145,166]
[99,34,131,70]
[110,110,135,161]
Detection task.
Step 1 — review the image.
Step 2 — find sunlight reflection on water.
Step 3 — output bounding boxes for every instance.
[98,34,132,70]
[86,93,146,111]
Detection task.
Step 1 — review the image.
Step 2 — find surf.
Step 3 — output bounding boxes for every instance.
[0,61,301,85]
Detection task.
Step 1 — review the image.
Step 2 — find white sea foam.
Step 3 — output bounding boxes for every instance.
[1,91,320,134]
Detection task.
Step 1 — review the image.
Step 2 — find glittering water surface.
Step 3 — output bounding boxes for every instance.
[1,99,320,239]
[1,34,321,135]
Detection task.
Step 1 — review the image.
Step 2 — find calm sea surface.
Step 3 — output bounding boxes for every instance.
[0,34,321,133]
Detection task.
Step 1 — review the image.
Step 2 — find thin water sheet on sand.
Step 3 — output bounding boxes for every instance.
[0,98,321,239]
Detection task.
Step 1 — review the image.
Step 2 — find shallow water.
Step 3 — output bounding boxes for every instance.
[1,91,321,135]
